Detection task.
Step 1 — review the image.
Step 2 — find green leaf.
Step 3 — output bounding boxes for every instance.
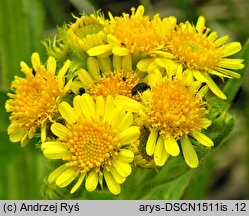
[140,171,193,199]
[128,157,193,199]
[0,0,46,199]
[0,0,45,91]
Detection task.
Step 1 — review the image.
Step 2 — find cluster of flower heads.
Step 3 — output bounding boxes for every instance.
[6,5,244,195]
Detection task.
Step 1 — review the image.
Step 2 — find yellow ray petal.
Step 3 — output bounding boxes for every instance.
[191,131,214,147]
[117,126,140,145]
[122,54,132,71]
[117,149,134,163]
[180,137,199,168]
[219,59,244,70]
[146,129,158,156]
[20,61,30,73]
[199,119,212,128]
[103,95,115,123]
[109,105,125,128]
[113,55,122,71]
[71,173,86,194]
[207,32,218,41]
[9,129,27,143]
[103,170,121,195]
[41,121,47,143]
[82,93,96,119]
[87,44,113,56]
[137,58,154,72]
[77,68,94,87]
[51,123,70,140]
[114,95,145,113]
[150,51,174,59]
[85,170,99,192]
[20,133,29,147]
[112,46,130,56]
[97,56,112,73]
[196,16,205,32]
[135,5,145,16]
[58,102,77,124]
[31,52,41,70]
[57,60,70,87]
[73,95,91,120]
[43,145,71,159]
[110,167,126,184]
[215,67,240,79]
[63,78,73,94]
[208,70,231,78]
[58,59,71,78]
[193,71,227,99]
[112,159,132,177]
[116,111,133,132]
[95,95,105,120]
[47,56,56,75]
[87,57,100,79]
[196,85,209,98]
[214,35,229,46]
[107,34,120,45]
[164,134,180,156]
[41,141,64,149]
[154,135,169,166]
[48,164,69,184]
[56,167,79,187]
[221,42,241,57]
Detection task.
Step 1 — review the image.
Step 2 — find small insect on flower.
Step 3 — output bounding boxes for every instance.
[78,87,85,95]
[131,83,151,96]
[32,69,36,76]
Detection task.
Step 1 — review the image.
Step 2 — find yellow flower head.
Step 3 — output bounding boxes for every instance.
[74,54,140,100]
[168,16,244,99]
[5,53,71,146]
[66,12,108,52]
[41,93,140,195]
[143,68,213,168]
[87,5,176,57]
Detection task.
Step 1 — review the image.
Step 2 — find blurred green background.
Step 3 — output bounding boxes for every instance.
[0,0,249,199]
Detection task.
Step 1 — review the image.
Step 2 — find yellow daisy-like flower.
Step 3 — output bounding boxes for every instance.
[5,53,71,146]
[167,16,244,99]
[115,67,213,168]
[87,5,176,57]
[75,54,140,100]
[41,93,140,195]
[66,12,108,53]
[144,69,213,168]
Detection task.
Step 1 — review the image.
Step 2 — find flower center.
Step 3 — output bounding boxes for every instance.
[67,14,106,51]
[66,120,118,172]
[109,9,164,53]
[73,21,103,39]
[169,23,223,71]
[7,68,63,129]
[147,80,207,139]
[89,71,139,99]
